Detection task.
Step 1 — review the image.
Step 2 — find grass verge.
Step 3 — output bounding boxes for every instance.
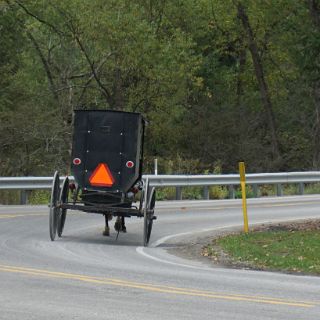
[203,220,320,275]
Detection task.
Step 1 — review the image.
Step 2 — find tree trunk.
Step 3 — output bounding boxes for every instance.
[308,0,320,28]
[307,1,320,168]
[112,67,124,111]
[235,48,247,159]
[26,32,60,106]
[236,2,281,162]
[312,82,320,168]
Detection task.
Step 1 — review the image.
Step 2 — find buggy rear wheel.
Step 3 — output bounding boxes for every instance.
[49,171,60,241]
[57,176,69,237]
[143,187,156,247]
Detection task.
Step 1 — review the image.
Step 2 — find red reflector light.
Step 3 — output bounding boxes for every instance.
[131,187,139,194]
[126,161,134,168]
[69,183,76,190]
[89,163,114,187]
[73,158,81,165]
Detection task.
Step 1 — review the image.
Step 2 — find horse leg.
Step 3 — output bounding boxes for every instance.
[103,214,110,236]
[121,216,127,233]
[114,216,121,232]
[114,216,126,232]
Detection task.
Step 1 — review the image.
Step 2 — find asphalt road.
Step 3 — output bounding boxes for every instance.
[0,195,320,319]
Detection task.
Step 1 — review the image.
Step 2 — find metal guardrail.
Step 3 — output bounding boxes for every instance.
[145,172,320,200]
[145,172,320,186]
[1,172,320,204]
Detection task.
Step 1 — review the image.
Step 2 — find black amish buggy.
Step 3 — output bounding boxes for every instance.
[49,110,156,246]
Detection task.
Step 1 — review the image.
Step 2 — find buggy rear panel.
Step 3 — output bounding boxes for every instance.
[71,110,144,193]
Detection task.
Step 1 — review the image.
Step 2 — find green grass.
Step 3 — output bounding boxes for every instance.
[155,187,177,200]
[305,182,320,195]
[29,190,51,205]
[209,229,320,274]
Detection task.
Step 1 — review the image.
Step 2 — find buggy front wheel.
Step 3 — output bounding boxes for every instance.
[49,171,60,241]
[143,187,156,247]
[57,176,69,237]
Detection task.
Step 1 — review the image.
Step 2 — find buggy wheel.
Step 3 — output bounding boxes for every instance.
[143,187,156,247]
[139,187,145,212]
[57,176,69,237]
[49,171,60,241]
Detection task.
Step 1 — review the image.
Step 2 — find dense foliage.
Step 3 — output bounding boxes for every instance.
[1,0,320,175]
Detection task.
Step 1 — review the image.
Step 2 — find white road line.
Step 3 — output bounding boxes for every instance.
[136,224,241,270]
[136,246,212,271]
[136,216,320,270]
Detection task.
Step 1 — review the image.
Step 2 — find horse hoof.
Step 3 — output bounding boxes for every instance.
[102,227,110,236]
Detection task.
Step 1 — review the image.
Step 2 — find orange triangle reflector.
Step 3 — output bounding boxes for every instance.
[89,163,115,187]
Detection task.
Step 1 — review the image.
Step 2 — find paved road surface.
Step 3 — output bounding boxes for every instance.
[0,196,320,319]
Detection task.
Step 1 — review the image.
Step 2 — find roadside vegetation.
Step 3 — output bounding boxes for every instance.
[203,220,320,275]
[2,1,320,204]
[2,1,320,178]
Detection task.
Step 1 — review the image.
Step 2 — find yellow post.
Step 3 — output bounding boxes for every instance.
[239,162,249,233]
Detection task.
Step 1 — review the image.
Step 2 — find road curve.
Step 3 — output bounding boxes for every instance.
[0,195,320,319]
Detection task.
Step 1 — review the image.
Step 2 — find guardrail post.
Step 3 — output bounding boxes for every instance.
[298,182,304,195]
[176,187,182,200]
[154,158,158,175]
[239,162,249,233]
[20,190,31,205]
[228,185,235,199]
[276,184,283,196]
[203,186,209,200]
[252,184,258,198]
